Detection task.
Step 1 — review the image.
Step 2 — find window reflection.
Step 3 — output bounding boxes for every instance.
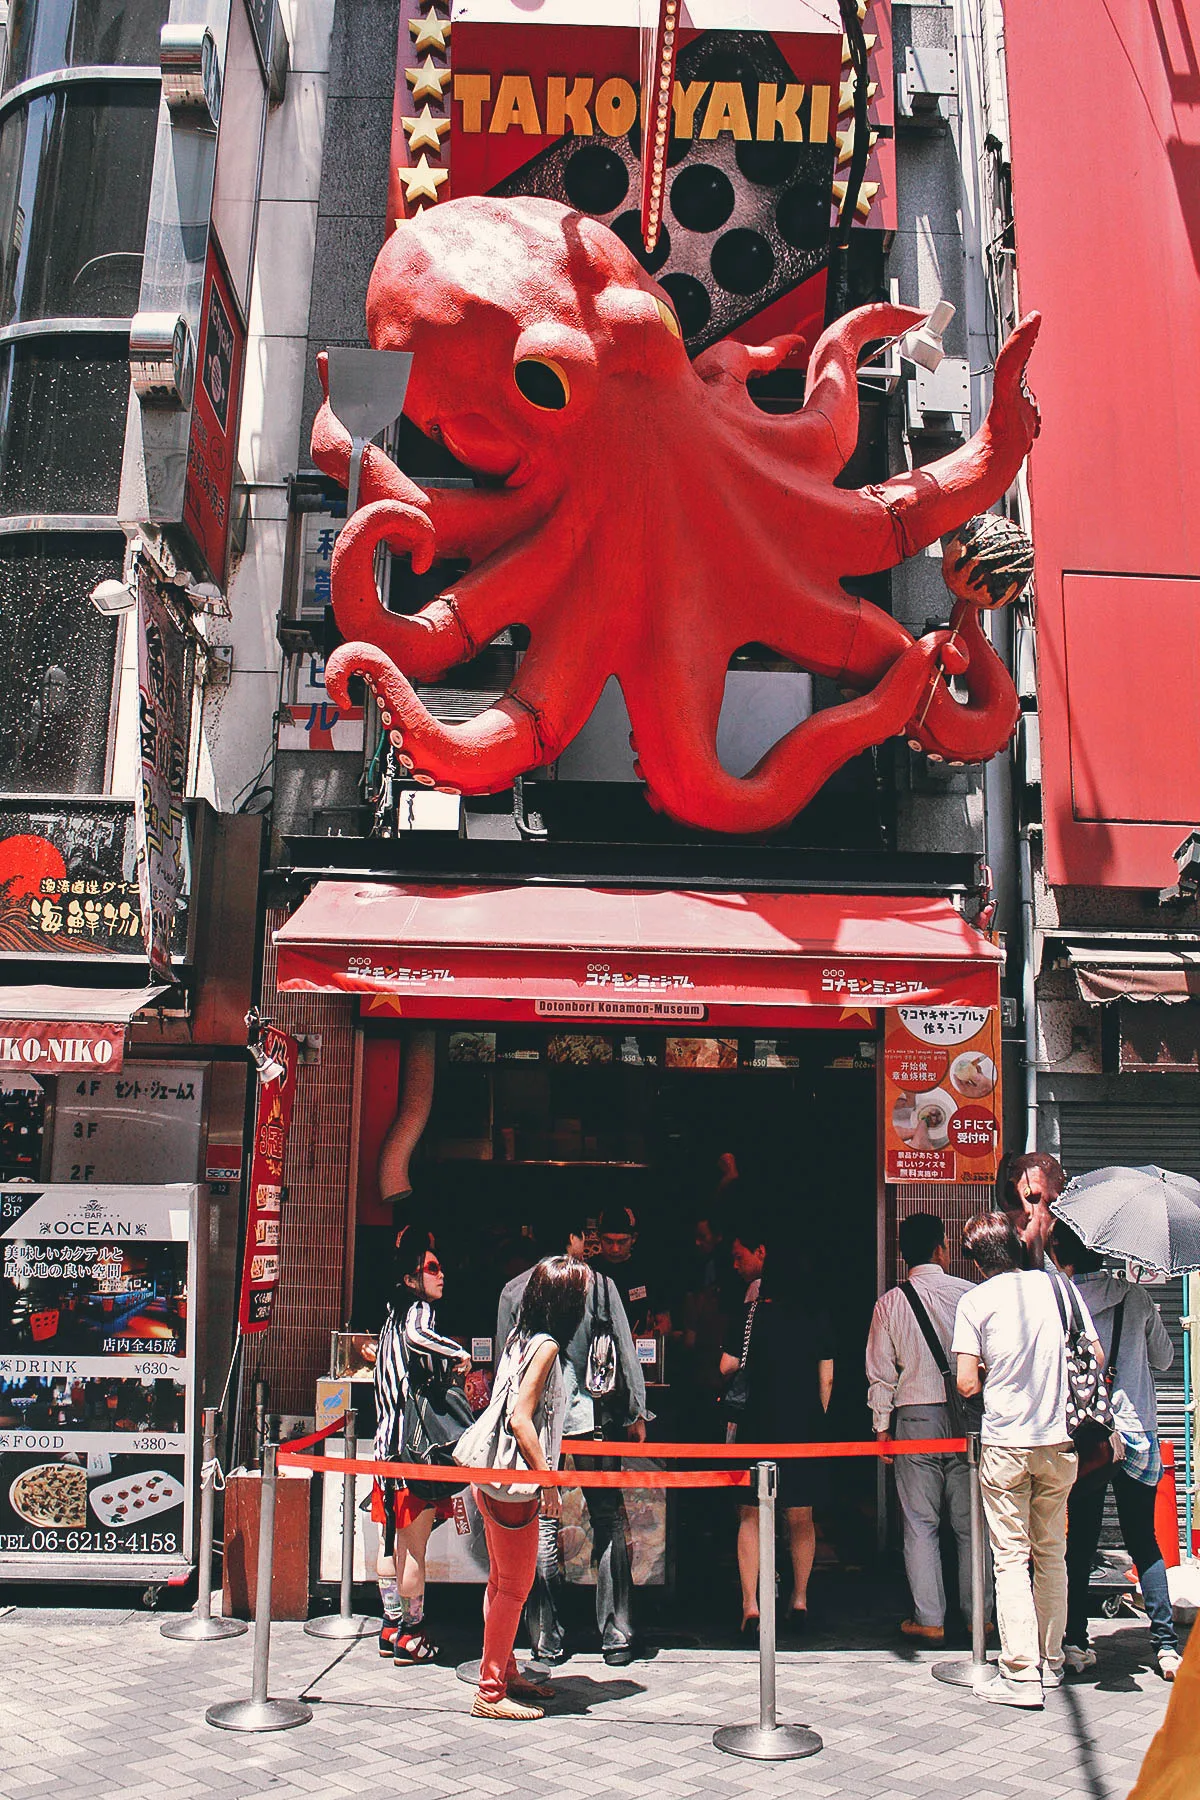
[0,337,129,514]
[0,85,157,322]
[5,0,166,89]
[0,533,121,792]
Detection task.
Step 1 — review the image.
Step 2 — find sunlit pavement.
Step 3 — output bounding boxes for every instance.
[0,1604,1178,1799]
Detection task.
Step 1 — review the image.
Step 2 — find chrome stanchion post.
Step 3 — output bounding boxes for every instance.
[933,1432,993,1691]
[163,1406,247,1641]
[714,1461,822,1761]
[305,1408,371,1638]
[206,1421,313,1731]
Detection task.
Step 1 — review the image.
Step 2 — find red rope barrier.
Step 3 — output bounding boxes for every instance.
[562,1437,967,1459]
[275,1435,967,1488]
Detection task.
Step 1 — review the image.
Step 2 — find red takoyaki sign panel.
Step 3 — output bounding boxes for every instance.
[395,1,857,358]
[884,1004,1003,1184]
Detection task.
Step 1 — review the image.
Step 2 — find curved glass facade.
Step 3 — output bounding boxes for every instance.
[0,83,158,321]
[0,335,129,513]
[0,532,121,791]
[4,0,166,90]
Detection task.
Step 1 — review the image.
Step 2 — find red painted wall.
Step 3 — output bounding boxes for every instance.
[1005,0,1200,887]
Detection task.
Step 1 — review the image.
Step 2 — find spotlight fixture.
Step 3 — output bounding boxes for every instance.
[90,577,137,616]
[245,1007,287,1084]
[901,298,955,372]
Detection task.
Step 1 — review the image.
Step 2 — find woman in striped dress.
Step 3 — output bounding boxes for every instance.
[373,1222,469,1663]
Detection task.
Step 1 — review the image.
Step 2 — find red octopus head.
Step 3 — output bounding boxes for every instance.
[365,196,688,487]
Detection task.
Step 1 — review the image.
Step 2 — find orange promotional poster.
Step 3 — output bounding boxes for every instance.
[884,1005,1002,1184]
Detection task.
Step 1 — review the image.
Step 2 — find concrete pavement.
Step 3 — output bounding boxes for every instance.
[0,1604,1175,1800]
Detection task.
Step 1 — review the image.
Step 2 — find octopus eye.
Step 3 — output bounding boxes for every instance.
[655,299,682,340]
[513,357,570,411]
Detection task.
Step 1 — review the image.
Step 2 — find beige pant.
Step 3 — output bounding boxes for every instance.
[979,1442,1077,1683]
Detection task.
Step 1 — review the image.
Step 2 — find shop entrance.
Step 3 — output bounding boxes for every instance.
[351,1021,882,1597]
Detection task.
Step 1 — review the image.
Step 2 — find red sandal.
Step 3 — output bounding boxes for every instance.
[393,1628,439,1664]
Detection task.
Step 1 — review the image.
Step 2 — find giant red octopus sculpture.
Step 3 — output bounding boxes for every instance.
[312,195,1038,834]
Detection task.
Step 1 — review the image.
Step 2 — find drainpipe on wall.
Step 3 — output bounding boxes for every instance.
[1019,829,1038,1150]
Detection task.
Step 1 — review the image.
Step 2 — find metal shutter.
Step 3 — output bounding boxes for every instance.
[1058,1101,1198,1546]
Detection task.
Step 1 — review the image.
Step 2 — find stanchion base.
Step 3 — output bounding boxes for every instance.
[932,1656,995,1691]
[161,1614,248,1642]
[206,1698,313,1732]
[713,1724,823,1761]
[303,1614,373,1639]
[456,1658,550,1687]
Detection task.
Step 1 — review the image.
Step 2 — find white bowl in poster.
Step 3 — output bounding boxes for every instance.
[949,1051,997,1099]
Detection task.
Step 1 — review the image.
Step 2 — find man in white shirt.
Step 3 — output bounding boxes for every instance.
[953,1211,1102,1709]
[866,1213,983,1644]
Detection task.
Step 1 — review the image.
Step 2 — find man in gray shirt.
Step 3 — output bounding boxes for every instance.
[866,1212,985,1644]
[496,1214,649,1665]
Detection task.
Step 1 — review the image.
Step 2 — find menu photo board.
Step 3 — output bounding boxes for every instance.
[0,1184,200,1579]
[884,1006,1003,1184]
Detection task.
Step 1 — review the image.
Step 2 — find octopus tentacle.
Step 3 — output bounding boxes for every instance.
[692,332,806,391]
[790,303,926,477]
[905,597,1019,763]
[329,501,465,683]
[629,633,964,834]
[842,313,1042,574]
[325,615,610,793]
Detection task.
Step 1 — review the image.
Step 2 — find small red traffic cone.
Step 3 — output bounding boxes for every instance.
[1155,1440,1181,1569]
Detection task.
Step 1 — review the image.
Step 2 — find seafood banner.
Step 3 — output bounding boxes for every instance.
[0,1185,197,1576]
[884,1005,1003,1184]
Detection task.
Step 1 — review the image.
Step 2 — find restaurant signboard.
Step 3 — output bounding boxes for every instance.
[0,1185,199,1581]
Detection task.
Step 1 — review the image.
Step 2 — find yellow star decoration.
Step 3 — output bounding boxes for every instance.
[406,56,453,103]
[402,105,451,156]
[838,1007,877,1025]
[833,177,880,221]
[409,9,451,54]
[402,154,449,205]
[836,121,879,167]
[364,994,406,1016]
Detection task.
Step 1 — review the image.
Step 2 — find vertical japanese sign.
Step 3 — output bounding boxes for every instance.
[0,1184,198,1578]
[133,568,188,984]
[884,1003,1003,1184]
[183,239,245,588]
[237,1027,298,1334]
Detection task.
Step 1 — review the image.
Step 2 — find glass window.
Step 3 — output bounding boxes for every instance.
[0,84,158,321]
[5,0,166,89]
[0,335,130,514]
[0,532,121,793]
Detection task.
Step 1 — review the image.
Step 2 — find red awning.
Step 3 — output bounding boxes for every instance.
[274,884,1001,1025]
[0,984,168,1072]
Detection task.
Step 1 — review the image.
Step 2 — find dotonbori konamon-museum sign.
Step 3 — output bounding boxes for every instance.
[313,4,1040,835]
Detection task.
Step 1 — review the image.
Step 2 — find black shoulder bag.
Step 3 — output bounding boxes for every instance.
[402,1363,476,1501]
[722,1298,758,1442]
[1047,1267,1116,1477]
[900,1281,983,1444]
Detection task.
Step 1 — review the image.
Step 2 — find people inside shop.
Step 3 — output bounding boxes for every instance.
[496,1210,650,1667]
[467,1254,591,1722]
[719,1196,834,1635]
[952,1211,1102,1708]
[594,1204,671,1336]
[1000,1151,1065,1269]
[677,1206,742,1440]
[372,1220,471,1665]
[1050,1221,1181,1682]
[866,1212,991,1645]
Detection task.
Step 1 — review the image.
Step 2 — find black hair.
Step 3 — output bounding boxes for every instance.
[394,1221,436,1291]
[599,1206,637,1237]
[516,1254,590,1350]
[899,1213,946,1268]
[1050,1220,1104,1274]
[962,1211,1023,1277]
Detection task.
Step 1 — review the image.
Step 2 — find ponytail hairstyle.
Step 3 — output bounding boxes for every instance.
[515,1254,590,1353]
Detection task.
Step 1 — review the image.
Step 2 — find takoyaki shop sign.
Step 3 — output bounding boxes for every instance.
[0,1184,196,1580]
[884,1006,1003,1184]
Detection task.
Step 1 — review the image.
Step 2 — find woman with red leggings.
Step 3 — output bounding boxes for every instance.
[470,1255,589,1721]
